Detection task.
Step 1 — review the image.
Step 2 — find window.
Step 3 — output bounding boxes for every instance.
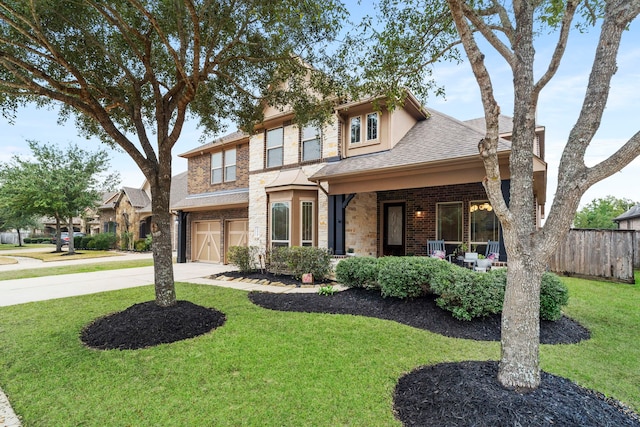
[437,202,463,243]
[271,201,290,247]
[470,201,499,244]
[301,125,321,161]
[211,152,222,184]
[366,112,378,141]
[266,127,284,168]
[301,201,314,246]
[350,117,361,144]
[224,148,236,182]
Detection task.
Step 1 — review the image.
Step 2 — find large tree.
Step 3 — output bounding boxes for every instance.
[0,0,346,306]
[0,141,118,254]
[349,0,640,390]
[574,196,637,229]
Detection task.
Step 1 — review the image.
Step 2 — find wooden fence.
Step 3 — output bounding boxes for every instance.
[549,229,638,284]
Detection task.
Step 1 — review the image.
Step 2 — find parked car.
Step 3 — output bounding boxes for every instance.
[51,232,85,245]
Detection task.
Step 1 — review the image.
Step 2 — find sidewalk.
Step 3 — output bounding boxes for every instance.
[0,250,332,426]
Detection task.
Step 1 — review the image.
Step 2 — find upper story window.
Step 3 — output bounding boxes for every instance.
[266,127,284,168]
[224,148,236,181]
[350,113,379,144]
[211,148,236,184]
[366,112,378,140]
[350,117,361,144]
[211,152,222,184]
[301,125,321,162]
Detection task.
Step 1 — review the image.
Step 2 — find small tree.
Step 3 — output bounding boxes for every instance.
[574,196,637,229]
[0,203,40,246]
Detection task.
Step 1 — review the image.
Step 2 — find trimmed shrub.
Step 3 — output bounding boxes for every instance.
[23,237,32,243]
[540,272,569,321]
[431,267,506,321]
[134,239,149,252]
[227,246,261,273]
[79,236,93,249]
[265,246,289,276]
[378,256,436,299]
[335,256,380,289]
[285,246,333,281]
[92,233,117,250]
[73,235,83,248]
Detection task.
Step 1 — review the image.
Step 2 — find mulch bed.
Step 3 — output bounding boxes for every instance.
[210,270,337,286]
[80,300,226,350]
[249,287,590,344]
[394,361,640,426]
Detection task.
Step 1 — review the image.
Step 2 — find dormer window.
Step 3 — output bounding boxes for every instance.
[350,112,379,144]
[350,117,361,144]
[366,112,378,140]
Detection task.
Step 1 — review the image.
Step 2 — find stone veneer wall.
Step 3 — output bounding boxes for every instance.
[345,192,378,256]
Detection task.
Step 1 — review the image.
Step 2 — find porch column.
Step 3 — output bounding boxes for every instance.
[499,180,510,262]
[328,194,355,256]
[176,210,188,264]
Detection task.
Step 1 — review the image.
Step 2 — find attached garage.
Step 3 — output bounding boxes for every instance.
[225,219,248,259]
[192,220,221,263]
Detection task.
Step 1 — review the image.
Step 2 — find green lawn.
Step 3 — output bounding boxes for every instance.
[0,277,638,426]
[1,250,120,262]
[0,243,51,250]
[0,259,154,281]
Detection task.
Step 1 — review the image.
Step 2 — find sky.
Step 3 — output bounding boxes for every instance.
[0,6,638,211]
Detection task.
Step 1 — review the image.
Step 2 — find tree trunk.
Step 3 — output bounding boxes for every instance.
[67,216,75,255]
[55,217,63,253]
[17,228,23,247]
[149,173,176,307]
[497,255,544,391]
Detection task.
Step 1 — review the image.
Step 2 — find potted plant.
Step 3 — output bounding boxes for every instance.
[475,254,492,270]
[346,248,355,256]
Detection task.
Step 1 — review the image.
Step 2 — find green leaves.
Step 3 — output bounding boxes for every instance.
[573,196,637,229]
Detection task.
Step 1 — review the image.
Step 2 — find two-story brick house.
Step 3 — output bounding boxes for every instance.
[173,91,547,263]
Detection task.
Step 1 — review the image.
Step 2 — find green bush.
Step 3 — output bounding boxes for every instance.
[79,236,93,249]
[227,246,261,273]
[335,256,380,289]
[540,272,569,321]
[378,256,436,299]
[92,233,117,250]
[23,237,32,243]
[73,235,83,248]
[285,246,333,281]
[120,232,134,251]
[431,267,506,321]
[134,239,149,252]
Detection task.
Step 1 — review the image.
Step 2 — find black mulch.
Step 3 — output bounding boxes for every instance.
[210,270,337,286]
[80,300,226,350]
[394,361,640,426]
[248,287,590,344]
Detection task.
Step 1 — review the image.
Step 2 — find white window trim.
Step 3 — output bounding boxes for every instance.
[224,148,236,182]
[468,200,499,247]
[301,125,322,162]
[436,201,463,245]
[266,127,284,168]
[366,112,379,141]
[211,152,222,184]
[300,200,315,246]
[270,201,291,247]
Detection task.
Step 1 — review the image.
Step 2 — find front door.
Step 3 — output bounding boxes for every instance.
[383,203,405,256]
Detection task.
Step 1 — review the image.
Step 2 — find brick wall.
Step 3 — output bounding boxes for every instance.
[377,183,489,256]
[187,142,249,194]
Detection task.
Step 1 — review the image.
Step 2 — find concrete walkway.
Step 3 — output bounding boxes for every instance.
[0,249,331,426]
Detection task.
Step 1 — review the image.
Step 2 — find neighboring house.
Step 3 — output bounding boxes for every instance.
[613,204,640,230]
[173,91,547,264]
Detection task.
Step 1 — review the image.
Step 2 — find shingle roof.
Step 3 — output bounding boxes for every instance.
[310,108,511,180]
[170,171,188,207]
[171,188,249,210]
[178,130,249,158]
[614,204,640,221]
[464,115,515,134]
[122,187,151,209]
[99,191,119,210]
